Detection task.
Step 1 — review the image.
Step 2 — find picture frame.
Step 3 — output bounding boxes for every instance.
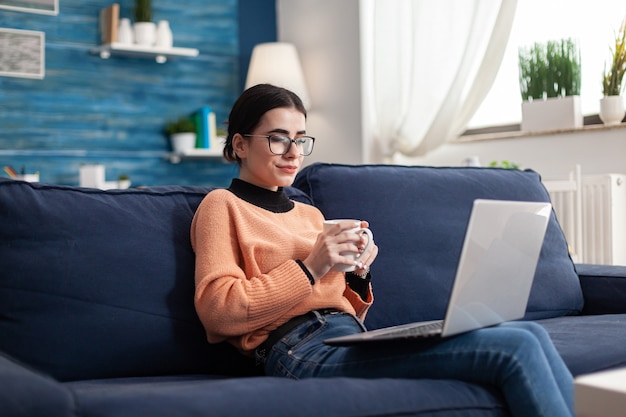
[0,0,58,15]
[0,28,45,79]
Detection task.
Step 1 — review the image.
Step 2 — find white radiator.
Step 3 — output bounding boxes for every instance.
[544,171,626,265]
[580,174,626,265]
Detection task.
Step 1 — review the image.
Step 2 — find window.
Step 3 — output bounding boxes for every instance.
[467,0,626,130]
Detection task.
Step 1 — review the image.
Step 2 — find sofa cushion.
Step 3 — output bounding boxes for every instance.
[293,164,583,329]
[540,314,626,376]
[0,179,234,381]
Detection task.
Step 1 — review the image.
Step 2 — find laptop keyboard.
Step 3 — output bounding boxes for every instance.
[385,320,444,339]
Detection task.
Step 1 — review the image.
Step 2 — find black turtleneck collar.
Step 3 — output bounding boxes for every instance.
[227,178,295,213]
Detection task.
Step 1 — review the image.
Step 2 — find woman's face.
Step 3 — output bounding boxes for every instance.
[233,107,307,191]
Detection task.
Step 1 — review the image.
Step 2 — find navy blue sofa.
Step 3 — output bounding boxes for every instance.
[2,163,626,417]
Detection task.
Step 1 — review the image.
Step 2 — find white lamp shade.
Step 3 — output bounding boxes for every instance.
[245,42,311,109]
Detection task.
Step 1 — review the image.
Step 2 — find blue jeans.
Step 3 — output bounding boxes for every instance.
[259,311,574,417]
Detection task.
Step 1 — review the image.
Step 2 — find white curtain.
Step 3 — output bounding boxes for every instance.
[362,0,518,163]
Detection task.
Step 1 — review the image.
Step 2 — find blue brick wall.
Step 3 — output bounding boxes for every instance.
[0,0,275,187]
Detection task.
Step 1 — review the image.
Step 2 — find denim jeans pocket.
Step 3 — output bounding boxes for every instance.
[264,319,327,379]
[265,313,366,379]
[280,318,328,356]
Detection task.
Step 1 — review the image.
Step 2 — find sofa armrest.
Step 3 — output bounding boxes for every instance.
[577,264,626,315]
[0,351,74,417]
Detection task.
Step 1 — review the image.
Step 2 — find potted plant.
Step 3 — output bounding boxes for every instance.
[165,116,197,154]
[488,160,521,170]
[518,38,582,132]
[600,17,626,125]
[133,0,156,46]
[117,174,131,189]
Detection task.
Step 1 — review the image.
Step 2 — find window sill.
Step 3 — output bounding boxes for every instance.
[457,119,626,143]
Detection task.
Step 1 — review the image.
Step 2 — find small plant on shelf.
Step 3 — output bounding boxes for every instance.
[165,116,196,135]
[599,17,626,125]
[132,0,156,46]
[165,116,197,154]
[602,17,626,96]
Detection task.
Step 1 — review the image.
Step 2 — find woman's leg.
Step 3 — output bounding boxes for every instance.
[498,320,574,407]
[264,313,573,417]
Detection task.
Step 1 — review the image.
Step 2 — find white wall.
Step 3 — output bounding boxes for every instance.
[276,0,363,166]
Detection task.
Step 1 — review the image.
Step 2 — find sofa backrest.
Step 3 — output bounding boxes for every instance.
[293,163,584,330]
[0,178,310,381]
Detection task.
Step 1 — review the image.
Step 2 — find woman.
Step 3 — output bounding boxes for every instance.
[191,84,574,417]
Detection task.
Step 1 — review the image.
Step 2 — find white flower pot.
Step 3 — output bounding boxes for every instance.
[521,96,583,132]
[118,179,131,189]
[599,96,625,126]
[170,133,197,153]
[133,21,156,46]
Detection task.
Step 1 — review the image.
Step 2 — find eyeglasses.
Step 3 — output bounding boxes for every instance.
[243,134,315,156]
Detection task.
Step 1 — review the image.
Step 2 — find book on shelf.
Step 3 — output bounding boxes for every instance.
[194,106,217,149]
[99,3,119,45]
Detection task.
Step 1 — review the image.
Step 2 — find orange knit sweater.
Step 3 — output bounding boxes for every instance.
[190,185,373,354]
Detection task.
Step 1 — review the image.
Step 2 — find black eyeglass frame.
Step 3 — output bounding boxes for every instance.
[243,134,316,156]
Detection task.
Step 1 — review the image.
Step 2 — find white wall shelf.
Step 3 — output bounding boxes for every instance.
[166,148,224,164]
[92,43,199,63]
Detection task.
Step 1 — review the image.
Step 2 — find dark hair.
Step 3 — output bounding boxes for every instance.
[223,84,307,163]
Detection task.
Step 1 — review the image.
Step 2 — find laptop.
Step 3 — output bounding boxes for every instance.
[324,199,552,346]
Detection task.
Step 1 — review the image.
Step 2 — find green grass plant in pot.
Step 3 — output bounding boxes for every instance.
[519,38,581,100]
[133,0,155,46]
[600,17,626,125]
[165,116,197,154]
[518,38,582,132]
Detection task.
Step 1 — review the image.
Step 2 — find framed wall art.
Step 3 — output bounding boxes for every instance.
[0,28,45,79]
[0,0,58,15]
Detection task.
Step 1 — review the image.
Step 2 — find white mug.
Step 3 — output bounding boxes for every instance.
[323,219,374,272]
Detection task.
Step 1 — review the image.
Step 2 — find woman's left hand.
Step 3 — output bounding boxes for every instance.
[353,221,378,276]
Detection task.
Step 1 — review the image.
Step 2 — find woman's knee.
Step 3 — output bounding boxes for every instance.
[474,325,546,357]
[501,321,551,341]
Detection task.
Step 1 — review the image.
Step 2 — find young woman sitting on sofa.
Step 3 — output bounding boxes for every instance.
[190,83,574,417]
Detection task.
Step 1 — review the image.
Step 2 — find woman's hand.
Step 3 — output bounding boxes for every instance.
[353,227,378,277]
[302,220,378,281]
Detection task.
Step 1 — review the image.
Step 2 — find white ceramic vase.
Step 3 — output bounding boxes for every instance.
[118,18,134,44]
[170,133,196,153]
[155,20,173,49]
[599,96,625,126]
[133,21,156,46]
